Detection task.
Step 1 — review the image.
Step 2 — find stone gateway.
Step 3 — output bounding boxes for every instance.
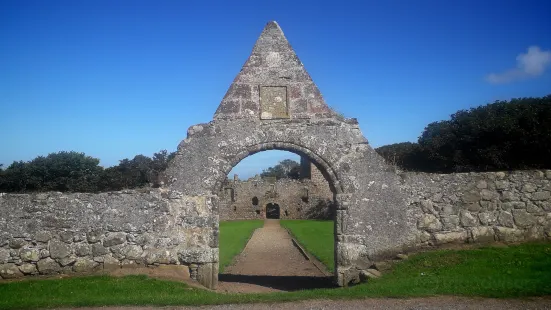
[163,21,416,288]
[1,21,550,289]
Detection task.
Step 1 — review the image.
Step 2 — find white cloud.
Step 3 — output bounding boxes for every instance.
[486,46,551,84]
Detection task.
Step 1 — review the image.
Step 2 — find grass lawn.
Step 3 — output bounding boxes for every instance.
[219,220,263,273]
[0,242,550,309]
[280,219,334,272]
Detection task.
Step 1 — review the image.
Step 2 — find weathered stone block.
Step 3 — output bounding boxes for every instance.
[59,231,74,243]
[363,268,381,278]
[494,227,524,242]
[526,203,544,215]
[502,201,525,210]
[522,183,537,193]
[417,231,431,243]
[417,214,442,232]
[372,261,392,272]
[103,233,127,247]
[480,189,496,201]
[470,227,495,243]
[536,201,551,212]
[524,226,544,240]
[440,204,458,215]
[480,201,498,211]
[197,262,218,289]
[476,180,488,189]
[0,248,9,264]
[121,245,143,260]
[75,244,91,257]
[18,263,38,275]
[144,250,177,265]
[49,240,71,259]
[92,244,110,256]
[102,254,121,271]
[73,258,99,273]
[466,202,482,212]
[460,211,478,227]
[37,257,61,274]
[9,239,25,249]
[500,191,518,202]
[512,209,536,228]
[462,192,481,203]
[86,229,104,243]
[532,191,550,201]
[433,231,468,245]
[498,211,514,228]
[20,248,40,262]
[420,199,437,214]
[134,233,153,246]
[478,212,498,226]
[495,179,509,189]
[441,215,460,230]
[34,231,52,243]
[58,255,77,266]
[0,263,23,279]
[39,249,50,259]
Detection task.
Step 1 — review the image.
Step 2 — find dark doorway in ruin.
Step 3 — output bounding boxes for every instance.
[266,203,280,219]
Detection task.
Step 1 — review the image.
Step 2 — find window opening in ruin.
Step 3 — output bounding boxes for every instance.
[252,196,259,206]
[225,188,235,202]
[233,205,236,211]
[284,210,289,217]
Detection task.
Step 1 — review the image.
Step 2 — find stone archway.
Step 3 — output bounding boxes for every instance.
[163,21,416,289]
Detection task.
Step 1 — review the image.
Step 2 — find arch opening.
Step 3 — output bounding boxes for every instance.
[217,148,338,291]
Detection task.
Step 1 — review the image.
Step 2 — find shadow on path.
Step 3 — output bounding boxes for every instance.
[218,274,335,291]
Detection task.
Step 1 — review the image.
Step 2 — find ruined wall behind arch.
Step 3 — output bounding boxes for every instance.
[219,177,333,220]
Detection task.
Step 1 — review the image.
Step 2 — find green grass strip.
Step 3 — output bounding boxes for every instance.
[219,220,264,273]
[280,219,334,272]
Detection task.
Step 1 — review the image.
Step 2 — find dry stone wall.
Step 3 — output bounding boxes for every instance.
[1,170,550,283]
[403,170,551,246]
[0,190,217,281]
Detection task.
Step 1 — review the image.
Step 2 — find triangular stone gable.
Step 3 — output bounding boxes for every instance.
[214,21,336,120]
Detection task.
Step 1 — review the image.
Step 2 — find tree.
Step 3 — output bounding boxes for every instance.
[260,159,301,179]
[376,94,551,172]
[0,151,104,192]
[0,149,177,193]
[418,95,551,172]
[101,150,176,190]
[375,142,432,171]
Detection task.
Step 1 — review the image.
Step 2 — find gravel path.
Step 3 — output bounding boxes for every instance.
[217,219,332,293]
[61,296,551,310]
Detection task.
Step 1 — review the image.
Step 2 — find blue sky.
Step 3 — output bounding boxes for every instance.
[1,0,550,179]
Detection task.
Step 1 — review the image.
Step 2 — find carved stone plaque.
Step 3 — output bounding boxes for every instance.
[260,86,288,119]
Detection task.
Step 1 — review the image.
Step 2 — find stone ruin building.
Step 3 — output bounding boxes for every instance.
[1,21,550,289]
[220,157,334,220]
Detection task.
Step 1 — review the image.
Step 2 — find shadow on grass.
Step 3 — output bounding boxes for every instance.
[219,274,335,291]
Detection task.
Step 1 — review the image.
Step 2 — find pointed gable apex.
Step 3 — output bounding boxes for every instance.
[214,21,336,120]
